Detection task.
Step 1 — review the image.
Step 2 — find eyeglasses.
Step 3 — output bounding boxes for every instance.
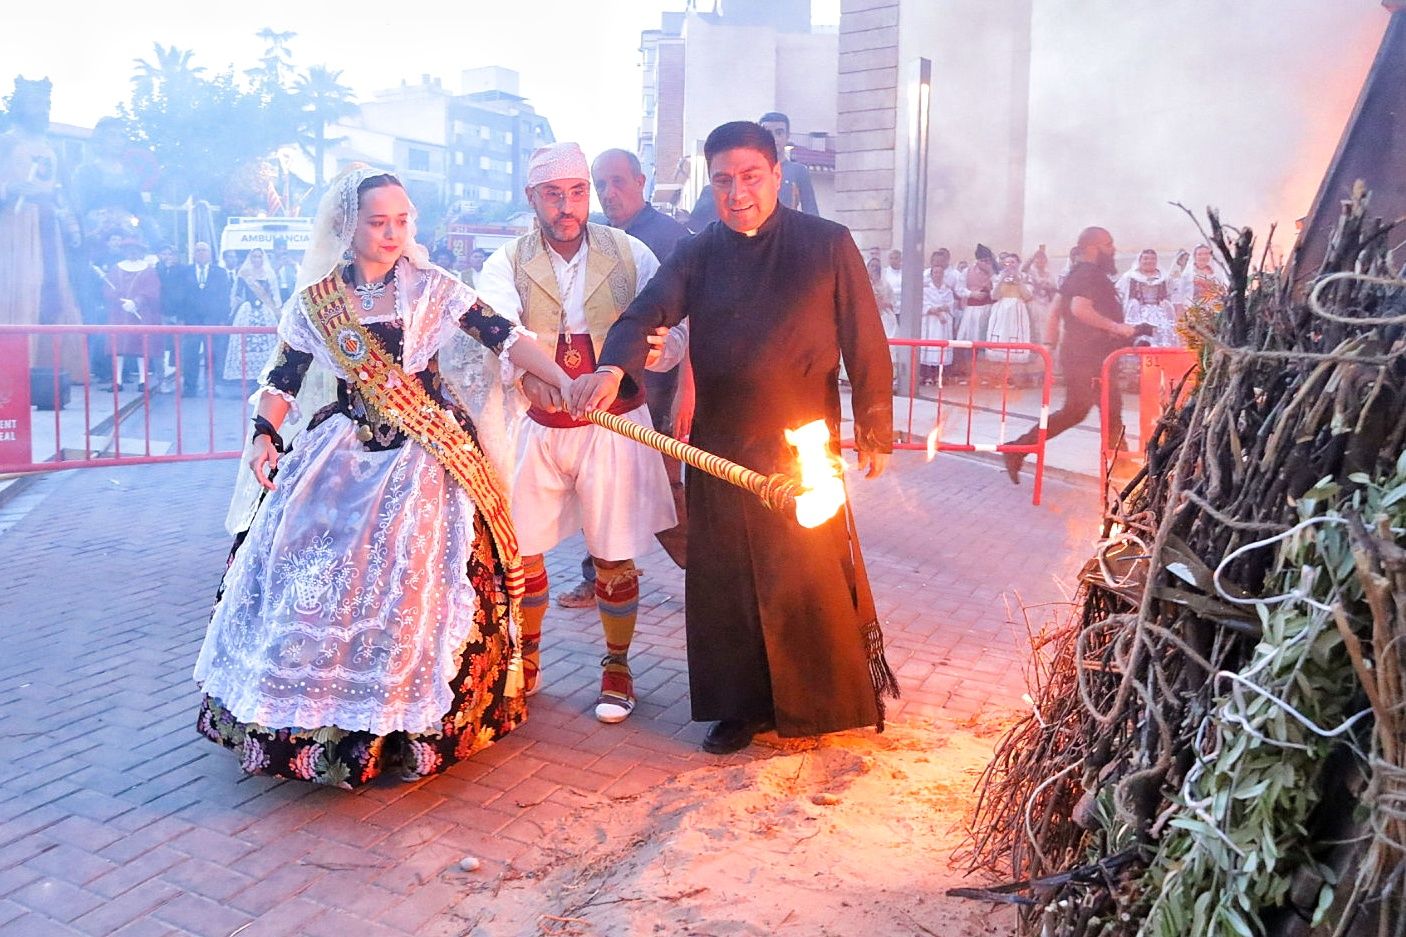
[535,184,590,206]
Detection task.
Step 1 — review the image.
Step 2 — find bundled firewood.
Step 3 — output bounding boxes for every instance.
[959,189,1406,937]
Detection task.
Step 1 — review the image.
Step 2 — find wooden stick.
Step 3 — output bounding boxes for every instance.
[583,409,802,517]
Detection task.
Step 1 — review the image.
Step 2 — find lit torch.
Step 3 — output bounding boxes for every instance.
[583,411,846,528]
[784,420,847,528]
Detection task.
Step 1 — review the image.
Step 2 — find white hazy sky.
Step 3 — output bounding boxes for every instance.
[12,1,841,159]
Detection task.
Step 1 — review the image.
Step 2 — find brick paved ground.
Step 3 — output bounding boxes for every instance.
[0,449,1098,936]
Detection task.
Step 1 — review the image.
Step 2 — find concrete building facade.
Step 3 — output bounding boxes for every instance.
[638,4,839,216]
[329,68,554,224]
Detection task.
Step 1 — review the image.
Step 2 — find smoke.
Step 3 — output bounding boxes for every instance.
[1021,0,1387,259]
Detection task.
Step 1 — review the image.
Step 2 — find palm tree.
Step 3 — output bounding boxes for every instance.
[249,28,298,89]
[131,44,205,100]
[295,66,358,187]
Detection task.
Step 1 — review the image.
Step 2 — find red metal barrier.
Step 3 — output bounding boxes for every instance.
[885,338,1052,505]
[0,324,276,475]
[1098,346,1199,491]
[2,327,1055,511]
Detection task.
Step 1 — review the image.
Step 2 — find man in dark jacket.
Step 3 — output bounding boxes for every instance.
[169,241,232,395]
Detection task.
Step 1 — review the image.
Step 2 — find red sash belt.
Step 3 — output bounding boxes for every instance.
[528,333,645,428]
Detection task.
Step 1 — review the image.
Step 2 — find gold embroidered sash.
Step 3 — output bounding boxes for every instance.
[301,274,527,694]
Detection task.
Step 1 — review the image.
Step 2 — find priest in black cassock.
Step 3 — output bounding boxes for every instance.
[568,121,899,755]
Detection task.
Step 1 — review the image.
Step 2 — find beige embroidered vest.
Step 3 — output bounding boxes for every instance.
[510,223,639,357]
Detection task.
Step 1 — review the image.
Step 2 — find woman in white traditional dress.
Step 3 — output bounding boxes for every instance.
[866,256,900,381]
[1021,246,1058,345]
[919,249,956,383]
[984,251,1033,367]
[1116,249,1179,347]
[222,248,283,381]
[1182,244,1227,315]
[194,166,571,788]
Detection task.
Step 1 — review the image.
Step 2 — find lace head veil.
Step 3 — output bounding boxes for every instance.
[225,164,408,535]
[224,164,517,535]
[297,164,430,291]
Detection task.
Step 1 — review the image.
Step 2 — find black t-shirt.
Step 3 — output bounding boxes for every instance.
[1059,261,1122,360]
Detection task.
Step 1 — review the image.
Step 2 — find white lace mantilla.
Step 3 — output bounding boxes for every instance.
[195,414,486,735]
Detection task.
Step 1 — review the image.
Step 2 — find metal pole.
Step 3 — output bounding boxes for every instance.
[899,58,933,391]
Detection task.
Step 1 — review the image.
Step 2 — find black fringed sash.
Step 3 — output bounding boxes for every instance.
[845,501,901,730]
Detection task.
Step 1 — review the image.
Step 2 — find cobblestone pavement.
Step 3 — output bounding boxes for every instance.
[0,450,1098,936]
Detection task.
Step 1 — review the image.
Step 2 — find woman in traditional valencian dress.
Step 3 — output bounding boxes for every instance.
[194,166,571,788]
[985,251,1033,367]
[1117,248,1179,347]
[865,256,900,381]
[1183,244,1227,314]
[919,250,956,383]
[223,247,283,381]
[1021,246,1057,345]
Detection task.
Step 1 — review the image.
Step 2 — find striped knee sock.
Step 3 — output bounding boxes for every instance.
[520,555,549,692]
[593,560,640,703]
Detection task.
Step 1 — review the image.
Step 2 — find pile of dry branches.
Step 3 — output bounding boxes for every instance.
[960,191,1406,937]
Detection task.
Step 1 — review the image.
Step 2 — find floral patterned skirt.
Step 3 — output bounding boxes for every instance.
[196,511,527,789]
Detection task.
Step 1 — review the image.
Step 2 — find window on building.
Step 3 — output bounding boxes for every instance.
[479,126,491,140]
[479,156,492,171]
[455,151,464,166]
[643,93,655,118]
[408,148,430,172]
[454,182,465,196]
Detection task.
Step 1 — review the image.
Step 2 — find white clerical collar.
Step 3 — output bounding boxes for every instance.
[116,259,148,273]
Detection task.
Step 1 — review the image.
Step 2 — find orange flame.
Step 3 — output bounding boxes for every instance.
[784,419,846,528]
[925,415,946,462]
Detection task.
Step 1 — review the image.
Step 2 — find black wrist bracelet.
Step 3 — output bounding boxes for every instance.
[251,415,287,453]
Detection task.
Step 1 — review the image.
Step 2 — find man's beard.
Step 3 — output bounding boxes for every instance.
[1096,252,1117,276]
[547,215,585,242]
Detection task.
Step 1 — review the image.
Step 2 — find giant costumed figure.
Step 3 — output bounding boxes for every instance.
[0,76,87,387]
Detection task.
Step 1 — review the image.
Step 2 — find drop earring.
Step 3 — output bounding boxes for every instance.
[342,247,355,262]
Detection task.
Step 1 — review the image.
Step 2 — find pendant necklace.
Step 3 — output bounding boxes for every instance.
[353,267,396,312]
[557,252,585,369]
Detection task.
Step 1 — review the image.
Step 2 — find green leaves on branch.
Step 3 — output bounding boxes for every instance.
[1139,471,1404,937]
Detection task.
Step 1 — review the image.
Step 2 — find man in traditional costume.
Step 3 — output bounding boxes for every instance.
[103,236,161,390]
[474,143,677,725]
[552,147,693,610]
[568,121,899,756]
[954,247,996,380]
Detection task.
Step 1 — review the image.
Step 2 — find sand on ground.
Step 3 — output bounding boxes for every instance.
[432,718,1018,937]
